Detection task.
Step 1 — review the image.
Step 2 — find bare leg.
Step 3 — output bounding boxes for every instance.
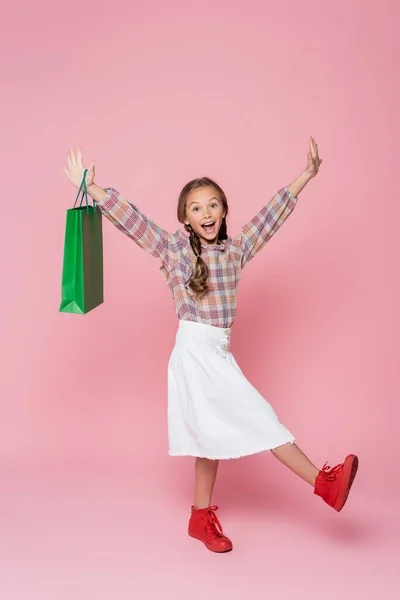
[271,443,319,486]
[194,458,219,509]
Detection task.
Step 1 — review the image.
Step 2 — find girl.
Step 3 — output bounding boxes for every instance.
[63,138,358,553]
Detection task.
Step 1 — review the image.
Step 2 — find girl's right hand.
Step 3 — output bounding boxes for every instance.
[63,146,95,189]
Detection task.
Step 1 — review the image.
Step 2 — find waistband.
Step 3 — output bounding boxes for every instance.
[178,319,231,339]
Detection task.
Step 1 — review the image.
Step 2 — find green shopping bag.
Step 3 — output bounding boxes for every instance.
[59,170,104,314]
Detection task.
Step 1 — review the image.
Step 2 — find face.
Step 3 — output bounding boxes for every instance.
[184,186,226,245]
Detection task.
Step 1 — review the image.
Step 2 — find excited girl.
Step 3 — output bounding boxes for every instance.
[63,138,358,553]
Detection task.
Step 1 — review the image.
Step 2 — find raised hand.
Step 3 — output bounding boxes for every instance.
[305,137,322,178]
[63,146,95,189]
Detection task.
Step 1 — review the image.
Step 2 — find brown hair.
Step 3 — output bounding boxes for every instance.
[177,177,229,298]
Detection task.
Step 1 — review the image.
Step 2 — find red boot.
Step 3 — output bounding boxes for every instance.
[314,454,359,512]
[188,505,233,552]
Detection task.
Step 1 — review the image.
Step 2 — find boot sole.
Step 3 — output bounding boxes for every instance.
[188,530,233,552]
[334,454,359,512]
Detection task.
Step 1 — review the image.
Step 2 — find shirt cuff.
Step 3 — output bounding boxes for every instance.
[283,186,298,202]
[95,187,119,209]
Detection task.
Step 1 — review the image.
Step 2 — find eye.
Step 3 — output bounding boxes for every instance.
[211,203,218,208]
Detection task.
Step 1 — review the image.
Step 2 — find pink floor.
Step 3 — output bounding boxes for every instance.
[0,460,397,600]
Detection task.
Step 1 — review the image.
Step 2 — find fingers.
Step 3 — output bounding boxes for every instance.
[310,136,321,162]
[69,147,76,166]
[311,136,319,153]
[76,145,83,167]
[309,138,317,160]
[307,142,323,176]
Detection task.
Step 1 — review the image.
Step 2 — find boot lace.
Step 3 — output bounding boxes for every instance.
[204,505,224,537]
[320,461,342,481]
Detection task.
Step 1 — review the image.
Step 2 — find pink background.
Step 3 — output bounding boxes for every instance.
[1,0,399,598]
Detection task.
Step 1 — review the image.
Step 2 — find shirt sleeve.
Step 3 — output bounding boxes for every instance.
[96,188,179,267]
[234,186,298,268]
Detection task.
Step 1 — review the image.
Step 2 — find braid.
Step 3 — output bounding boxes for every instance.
[184,224,209,297]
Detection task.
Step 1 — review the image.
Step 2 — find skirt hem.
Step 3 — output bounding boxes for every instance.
[168,437,296,460]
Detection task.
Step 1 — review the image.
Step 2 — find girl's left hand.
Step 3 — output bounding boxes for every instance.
[305,137,322,178]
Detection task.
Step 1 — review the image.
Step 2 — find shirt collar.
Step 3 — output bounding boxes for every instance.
[179,229,227,252]
[200,239,226,251]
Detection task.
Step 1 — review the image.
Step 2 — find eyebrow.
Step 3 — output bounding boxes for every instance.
[188,196,219,207]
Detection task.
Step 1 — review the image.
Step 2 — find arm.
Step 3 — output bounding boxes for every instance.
[237,137,322,267]
[236,185,299,268]
[286,170,313,199]
[86,183,178,267]
[63,148,179,267]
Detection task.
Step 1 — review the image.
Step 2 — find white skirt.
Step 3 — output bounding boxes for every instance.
[167,320,295,459]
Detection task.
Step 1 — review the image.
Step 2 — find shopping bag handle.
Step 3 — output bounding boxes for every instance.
[73,170,97,214]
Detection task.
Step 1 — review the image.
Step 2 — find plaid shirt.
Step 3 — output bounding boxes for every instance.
[97,186,298,328]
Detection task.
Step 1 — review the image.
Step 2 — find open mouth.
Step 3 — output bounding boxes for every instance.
[201,221,216,234]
